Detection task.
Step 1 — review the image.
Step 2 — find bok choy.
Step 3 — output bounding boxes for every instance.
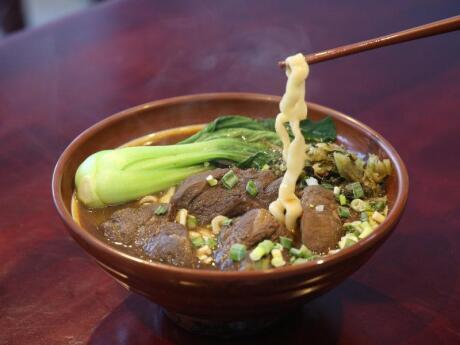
[75,115,336,208]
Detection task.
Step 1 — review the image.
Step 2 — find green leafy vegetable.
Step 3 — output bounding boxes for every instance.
[75,138,265,208]
[75,115,337,208]
[181,115,336,144]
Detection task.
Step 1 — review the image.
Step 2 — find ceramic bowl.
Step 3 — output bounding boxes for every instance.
[52,93,408,335]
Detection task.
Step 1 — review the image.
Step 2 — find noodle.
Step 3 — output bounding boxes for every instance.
[269,53,309,230]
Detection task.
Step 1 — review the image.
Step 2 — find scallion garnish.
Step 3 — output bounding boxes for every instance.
[205,237,217,250]
[271,256,286,267]
[206,174,218,187]
[279,236,293,249]
[359,221,373,238]
[258,240,274,254]
[154,204,168,215]
[249,246,265,261]
[360,212,369,222]
[370,198,386,211]
[230,243,247,262]
[371,211,385,224]
[191,236,205,248]
[338,206,350,218]
[338,233,359,249]
[289,245,312,258]
[222,170,239,189]
[346,182,364,199]
[339,194,347,206]
[350,198,368,212]
[293,257,309,265]
[246,180,258,196]
[186,215,197,229]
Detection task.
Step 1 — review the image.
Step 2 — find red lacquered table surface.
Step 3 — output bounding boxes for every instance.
[1,1,459,344]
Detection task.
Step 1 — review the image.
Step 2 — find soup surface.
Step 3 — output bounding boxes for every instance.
[73,123,391,270]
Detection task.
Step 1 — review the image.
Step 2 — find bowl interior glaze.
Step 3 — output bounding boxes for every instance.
[52,93,408,333]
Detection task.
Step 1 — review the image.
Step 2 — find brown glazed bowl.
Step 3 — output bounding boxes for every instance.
[52,93,408,336]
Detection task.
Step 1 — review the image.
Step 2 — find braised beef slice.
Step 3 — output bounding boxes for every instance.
[100,203,166,245]
[214,208,290,270]
[170,168,279,225]
[99,203,196,267]
[139,223,196,268]
[301,186,343,253]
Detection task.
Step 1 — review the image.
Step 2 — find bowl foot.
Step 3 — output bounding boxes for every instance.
[163,309,291,337]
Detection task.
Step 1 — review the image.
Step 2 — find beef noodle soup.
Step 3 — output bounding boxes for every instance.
[72,54,392,271]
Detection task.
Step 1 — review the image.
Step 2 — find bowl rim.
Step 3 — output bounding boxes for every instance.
[52,92,409,281]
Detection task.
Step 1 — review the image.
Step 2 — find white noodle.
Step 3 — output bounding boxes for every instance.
[269,53,309,230]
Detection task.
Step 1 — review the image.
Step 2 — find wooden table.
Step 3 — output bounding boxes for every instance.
[1,0,459,344]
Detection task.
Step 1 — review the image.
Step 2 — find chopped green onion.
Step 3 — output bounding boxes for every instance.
[203,161,210,167]
[246,180,258,196]
[338,233,359,249]
[289,245,313,258]
[279,236,293,249]
[369,219,379,230]
[350,199,368,212]
[344,221,363,234]
[154,204,168,215]
[206,174,218,187]
[258,240,274,254]
[339,194,347,206]
[360,212,369,222]
[230,243,247,262]
[222,218,233,226]
[346,182,364,199]
[338,206,350,218]
[261,164,270,171]
[370,199,386,212]
[371,211,386,224]
[273,243,283,251]
[186,215,197,229]
[321,183,334,190]
[221,170,239,189]
[249,246,266,261]
[333,186,341,196]
[253,257,271,269]
[293,257,309,265]
[191,236,205,248]
[271,256,286,267]
[359,221,373,238]
[205,237,217,250]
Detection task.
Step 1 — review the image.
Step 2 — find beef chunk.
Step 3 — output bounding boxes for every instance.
[99,203,196,267]
[214,208,290,270]
[301,186,343,253]
[100,203,167,245]
[139,223,196,267]
[170,168,279,225]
